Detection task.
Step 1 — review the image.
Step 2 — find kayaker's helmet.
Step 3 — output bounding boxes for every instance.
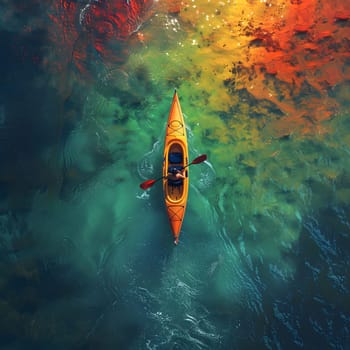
[169,166,179,174]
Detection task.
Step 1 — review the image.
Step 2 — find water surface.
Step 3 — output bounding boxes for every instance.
[0,0,350,349]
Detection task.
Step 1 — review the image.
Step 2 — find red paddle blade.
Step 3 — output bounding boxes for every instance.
[191,154,207,164]
[140,179,157,190]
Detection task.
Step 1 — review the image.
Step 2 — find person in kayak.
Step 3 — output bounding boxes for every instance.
[167,166,185,181]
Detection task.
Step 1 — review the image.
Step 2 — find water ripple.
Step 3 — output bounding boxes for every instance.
[196,160,216,191]
[304,216,337,257]
[216,228,264,315]
[137,140,161,180]
[273,301,304,348]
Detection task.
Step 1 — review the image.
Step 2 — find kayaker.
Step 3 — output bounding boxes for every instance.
[167,167,185,181]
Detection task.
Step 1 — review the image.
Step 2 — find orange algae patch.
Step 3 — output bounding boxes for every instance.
[317,31,332,40]
[294,24,310,34]
[158,0,183,14]
[223,0,350,138]
[334,11,350,21]
[316,61,347,87]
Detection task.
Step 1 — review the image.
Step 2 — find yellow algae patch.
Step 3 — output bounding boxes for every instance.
[198,113,232,143]
[210,144,238,165]
[323,168,339,181]
[235,175,252,194]
[240,157,257,169]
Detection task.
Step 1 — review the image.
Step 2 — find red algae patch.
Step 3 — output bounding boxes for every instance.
[293,24,310,33]
[47,0,155,79]
[334,11,350,21]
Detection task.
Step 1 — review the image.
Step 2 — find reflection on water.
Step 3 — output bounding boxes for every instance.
[0,0,350,349]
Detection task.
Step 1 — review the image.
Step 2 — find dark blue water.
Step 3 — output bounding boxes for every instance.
[1,1,350,349]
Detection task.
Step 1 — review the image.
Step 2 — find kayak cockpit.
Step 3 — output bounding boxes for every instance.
[164,142,187,202]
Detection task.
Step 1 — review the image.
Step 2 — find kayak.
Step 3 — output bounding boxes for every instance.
[162,90,189,245]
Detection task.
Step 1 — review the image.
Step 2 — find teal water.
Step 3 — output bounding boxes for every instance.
[1,1,350,349]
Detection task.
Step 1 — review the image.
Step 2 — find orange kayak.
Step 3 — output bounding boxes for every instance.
[162,90,189,245]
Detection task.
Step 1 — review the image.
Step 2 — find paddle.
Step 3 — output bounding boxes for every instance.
[139,154,207,190]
